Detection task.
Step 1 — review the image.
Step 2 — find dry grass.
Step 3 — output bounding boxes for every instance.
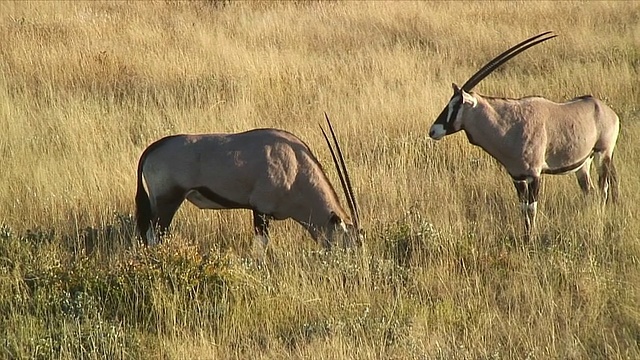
[1,1,639,359]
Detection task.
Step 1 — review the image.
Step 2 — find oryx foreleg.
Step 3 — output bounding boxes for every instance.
[252,210,272,249]
[513,176,540,238]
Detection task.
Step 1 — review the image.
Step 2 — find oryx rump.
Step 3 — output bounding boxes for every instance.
[428,31,620,237]
[136,117,360,248]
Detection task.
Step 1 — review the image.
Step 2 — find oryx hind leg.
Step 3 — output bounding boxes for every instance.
[575,156,594,195]
[153,191,185,241]
[595,151,619,204]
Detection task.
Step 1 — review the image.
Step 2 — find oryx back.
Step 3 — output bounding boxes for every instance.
[464,95,619,177]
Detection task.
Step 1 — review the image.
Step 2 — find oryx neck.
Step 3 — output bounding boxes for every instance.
[461,96,516,161]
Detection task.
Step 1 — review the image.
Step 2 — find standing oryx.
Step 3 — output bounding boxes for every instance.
[136,114,361,248]
[428,31,620,237]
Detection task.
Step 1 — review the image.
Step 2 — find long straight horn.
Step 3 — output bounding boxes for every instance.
[324,113,360,224]
[461,31,557,92]
[320,113,360,231]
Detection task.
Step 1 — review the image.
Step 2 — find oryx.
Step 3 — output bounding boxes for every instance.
[135,114,361,248]
[428,31,620,237]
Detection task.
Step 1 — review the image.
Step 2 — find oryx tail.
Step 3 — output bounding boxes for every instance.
[135,160,152,240]
[135,136,179,242]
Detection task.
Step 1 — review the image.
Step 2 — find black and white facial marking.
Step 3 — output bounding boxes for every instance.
[429,84,477,140]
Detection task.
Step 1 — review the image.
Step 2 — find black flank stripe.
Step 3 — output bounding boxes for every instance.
[511,151,596,179]
[542,151,594,175]
[192,186,247,209]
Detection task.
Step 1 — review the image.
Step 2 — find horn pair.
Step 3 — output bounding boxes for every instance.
[462,31,557,92]
[320,113,360,232]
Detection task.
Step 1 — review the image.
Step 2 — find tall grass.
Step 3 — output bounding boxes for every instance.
[1,1,639,358]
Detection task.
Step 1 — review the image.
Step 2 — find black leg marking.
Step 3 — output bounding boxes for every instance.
[576,164,593,195]
[513,180,529,205]
[513,180,529,233]
[598,156,619,204]
[513,177,540,239]
[577,173,592,194]
[528,177,540,204]
[252,210,272,252]
[526,177,541,240]
[253,210,271,237]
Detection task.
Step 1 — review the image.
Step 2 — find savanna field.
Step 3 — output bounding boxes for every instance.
[1,1,639,359]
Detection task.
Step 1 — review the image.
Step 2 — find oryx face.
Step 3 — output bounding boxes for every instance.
[325,216,363,248]
[342,223,364,247]
[429,84,476,140]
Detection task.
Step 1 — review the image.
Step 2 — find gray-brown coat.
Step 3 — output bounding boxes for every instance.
[135,128,358,248]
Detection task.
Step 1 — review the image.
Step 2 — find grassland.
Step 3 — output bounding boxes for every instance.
[1,1,639,359]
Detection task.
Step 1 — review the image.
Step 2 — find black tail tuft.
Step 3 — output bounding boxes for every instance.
[135,162,153,245]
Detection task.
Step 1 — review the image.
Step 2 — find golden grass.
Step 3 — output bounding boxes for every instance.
[1,1,639,359]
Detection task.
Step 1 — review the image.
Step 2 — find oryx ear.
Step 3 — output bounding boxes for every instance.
[452,83,461,93]
[460,89,478,108]
[329,211,341,226]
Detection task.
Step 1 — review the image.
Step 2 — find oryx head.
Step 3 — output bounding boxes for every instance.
[320,113,363,248]
[429,31,557,140]
[324,211,362,248]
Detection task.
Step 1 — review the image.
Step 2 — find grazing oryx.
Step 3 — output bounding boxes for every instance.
[136,114,361,248]
[428,31,620,237]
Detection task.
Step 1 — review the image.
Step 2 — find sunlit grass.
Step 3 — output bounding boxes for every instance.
[1,1,639,358]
